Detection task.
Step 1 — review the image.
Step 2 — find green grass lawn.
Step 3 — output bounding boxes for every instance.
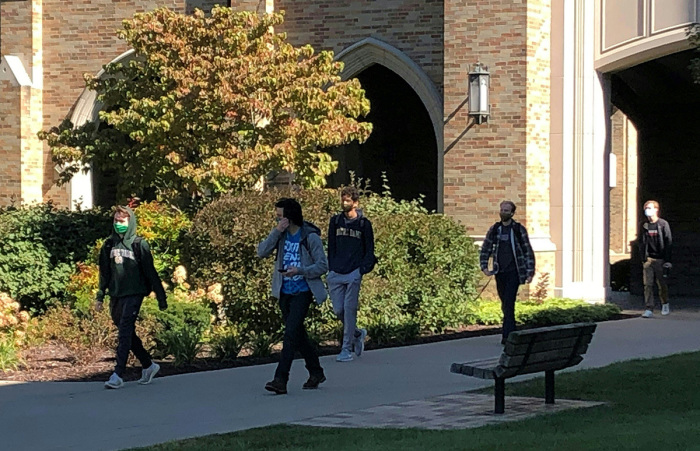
[133,351,700,451]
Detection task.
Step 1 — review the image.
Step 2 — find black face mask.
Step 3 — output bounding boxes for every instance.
[500,213,513,222]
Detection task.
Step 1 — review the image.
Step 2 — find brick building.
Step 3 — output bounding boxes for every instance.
[2,0,699,300]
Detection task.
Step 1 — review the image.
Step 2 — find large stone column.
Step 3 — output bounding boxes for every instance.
[0,0,43,206]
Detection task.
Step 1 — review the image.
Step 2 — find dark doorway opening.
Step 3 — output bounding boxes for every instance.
[327,64,438,211]
[610,49,700,297]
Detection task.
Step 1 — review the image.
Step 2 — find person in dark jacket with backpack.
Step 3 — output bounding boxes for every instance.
[95,205,167,389]
[480,201,535,344]
[258,198,328,395]
[327,186,375,362]
[638,200,673,318]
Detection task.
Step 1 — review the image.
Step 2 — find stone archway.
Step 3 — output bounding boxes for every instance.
[335,38,444,211]
[66,49,136,209]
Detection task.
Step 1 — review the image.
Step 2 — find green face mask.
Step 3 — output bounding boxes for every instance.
[114,223,128,234]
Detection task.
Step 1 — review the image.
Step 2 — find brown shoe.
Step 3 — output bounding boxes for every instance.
[265,378,287,394]
[302,374,326,389]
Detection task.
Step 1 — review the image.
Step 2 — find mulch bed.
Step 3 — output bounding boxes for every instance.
[0,313,636,383]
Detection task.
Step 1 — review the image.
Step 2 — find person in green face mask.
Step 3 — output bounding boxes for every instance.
[95,205,168,389]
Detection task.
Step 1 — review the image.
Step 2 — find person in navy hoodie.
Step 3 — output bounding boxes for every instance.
[327,186,376,362]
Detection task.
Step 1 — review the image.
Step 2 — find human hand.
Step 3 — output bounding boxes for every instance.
[276,218,289,233]
[482,269,493,277]
[282,266,299,277]
[526,276,533,284]
[663,262,672,269]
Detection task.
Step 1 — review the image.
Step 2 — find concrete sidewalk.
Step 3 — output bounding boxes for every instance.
[1,312,699,451]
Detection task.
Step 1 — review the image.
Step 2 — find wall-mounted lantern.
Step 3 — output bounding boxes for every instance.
[468,63,490,124]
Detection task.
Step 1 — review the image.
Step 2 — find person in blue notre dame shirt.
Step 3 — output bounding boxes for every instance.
[257,198,328,395]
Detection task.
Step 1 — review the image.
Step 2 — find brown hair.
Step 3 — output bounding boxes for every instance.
[340,186,360,202]
[643,200,659,210]
[114,206,131,219]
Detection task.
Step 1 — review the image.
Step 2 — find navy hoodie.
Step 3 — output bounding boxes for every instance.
[327,210,375,275]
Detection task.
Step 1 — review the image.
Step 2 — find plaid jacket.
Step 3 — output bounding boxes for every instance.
[479,221,536,284]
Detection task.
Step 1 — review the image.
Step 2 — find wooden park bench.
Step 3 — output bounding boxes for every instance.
[450,322,597,414]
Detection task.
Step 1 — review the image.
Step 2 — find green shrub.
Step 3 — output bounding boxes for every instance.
[247,330,283,357]
[0,334,22,372]
[132,202,192,279]
[140,298,211,359]
[210,325,249,360]
[0,203,111,312]
[183,186,481,341]
[464,298,622,327]
[31,304,116,362]
[359,191,481,334]
[157,326,203,366]
[183,188,336,337]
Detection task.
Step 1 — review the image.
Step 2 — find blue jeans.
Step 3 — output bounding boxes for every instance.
[110,295,151,377]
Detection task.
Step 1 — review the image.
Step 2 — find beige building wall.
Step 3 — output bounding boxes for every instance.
[609,108,638,260]
[595,0,699,71]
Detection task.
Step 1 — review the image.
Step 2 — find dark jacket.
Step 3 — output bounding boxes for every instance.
[257,221,329,304]
[479,220,536,285]
[96,206,166,306]
[327,210,375,275]
[638,218,672,263]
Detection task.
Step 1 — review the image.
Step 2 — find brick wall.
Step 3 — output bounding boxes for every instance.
[276,0,444,95]
[443,0,528,235]
[525,0,551,238]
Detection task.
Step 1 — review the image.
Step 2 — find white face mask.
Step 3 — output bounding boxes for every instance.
[645,208,656,217]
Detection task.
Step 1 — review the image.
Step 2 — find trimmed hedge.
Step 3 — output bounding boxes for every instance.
[183,187,481,342]
[0,203,111,312]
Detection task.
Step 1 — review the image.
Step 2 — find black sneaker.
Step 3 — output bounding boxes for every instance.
[265,378,287,395]
[302,374,326,389]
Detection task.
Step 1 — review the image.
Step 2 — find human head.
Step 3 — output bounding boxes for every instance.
[340,186,360,213]
[643,200,659,219]
[500,201,516,221]
[113,206,131,235]
[274,198,304,227]
[114,206,131,224]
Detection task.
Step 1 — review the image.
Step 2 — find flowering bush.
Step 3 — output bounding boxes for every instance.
[0,292,30,347]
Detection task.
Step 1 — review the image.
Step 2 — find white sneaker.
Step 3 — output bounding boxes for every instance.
[336,349,353,362]
[104,372,124,389]
[139,362,160,385]
[661,304,670,316]
[642,310,653,318]
[354,328,367,357]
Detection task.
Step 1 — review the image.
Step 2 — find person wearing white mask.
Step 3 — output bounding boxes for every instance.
[638,200,673,318]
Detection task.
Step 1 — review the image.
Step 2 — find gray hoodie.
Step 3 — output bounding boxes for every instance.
[257,221,329,304]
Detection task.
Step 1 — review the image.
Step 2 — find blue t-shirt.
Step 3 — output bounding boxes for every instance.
[281,230,310,295]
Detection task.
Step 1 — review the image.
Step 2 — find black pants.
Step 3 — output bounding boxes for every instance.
[495,270,520,341]
[274,291,324,382]
[110,295,152,377]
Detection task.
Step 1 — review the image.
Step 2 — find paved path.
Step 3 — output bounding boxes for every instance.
[1,311,699,451]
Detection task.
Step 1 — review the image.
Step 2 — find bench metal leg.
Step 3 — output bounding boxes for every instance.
[495,377,505,414]
[545,370,555,404]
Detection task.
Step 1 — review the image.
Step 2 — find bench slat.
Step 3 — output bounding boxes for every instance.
[495,356,583,378]
[499,343,590,367]
[507,323,597,345]
[504,334,593,356]
[450,358,500,379]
